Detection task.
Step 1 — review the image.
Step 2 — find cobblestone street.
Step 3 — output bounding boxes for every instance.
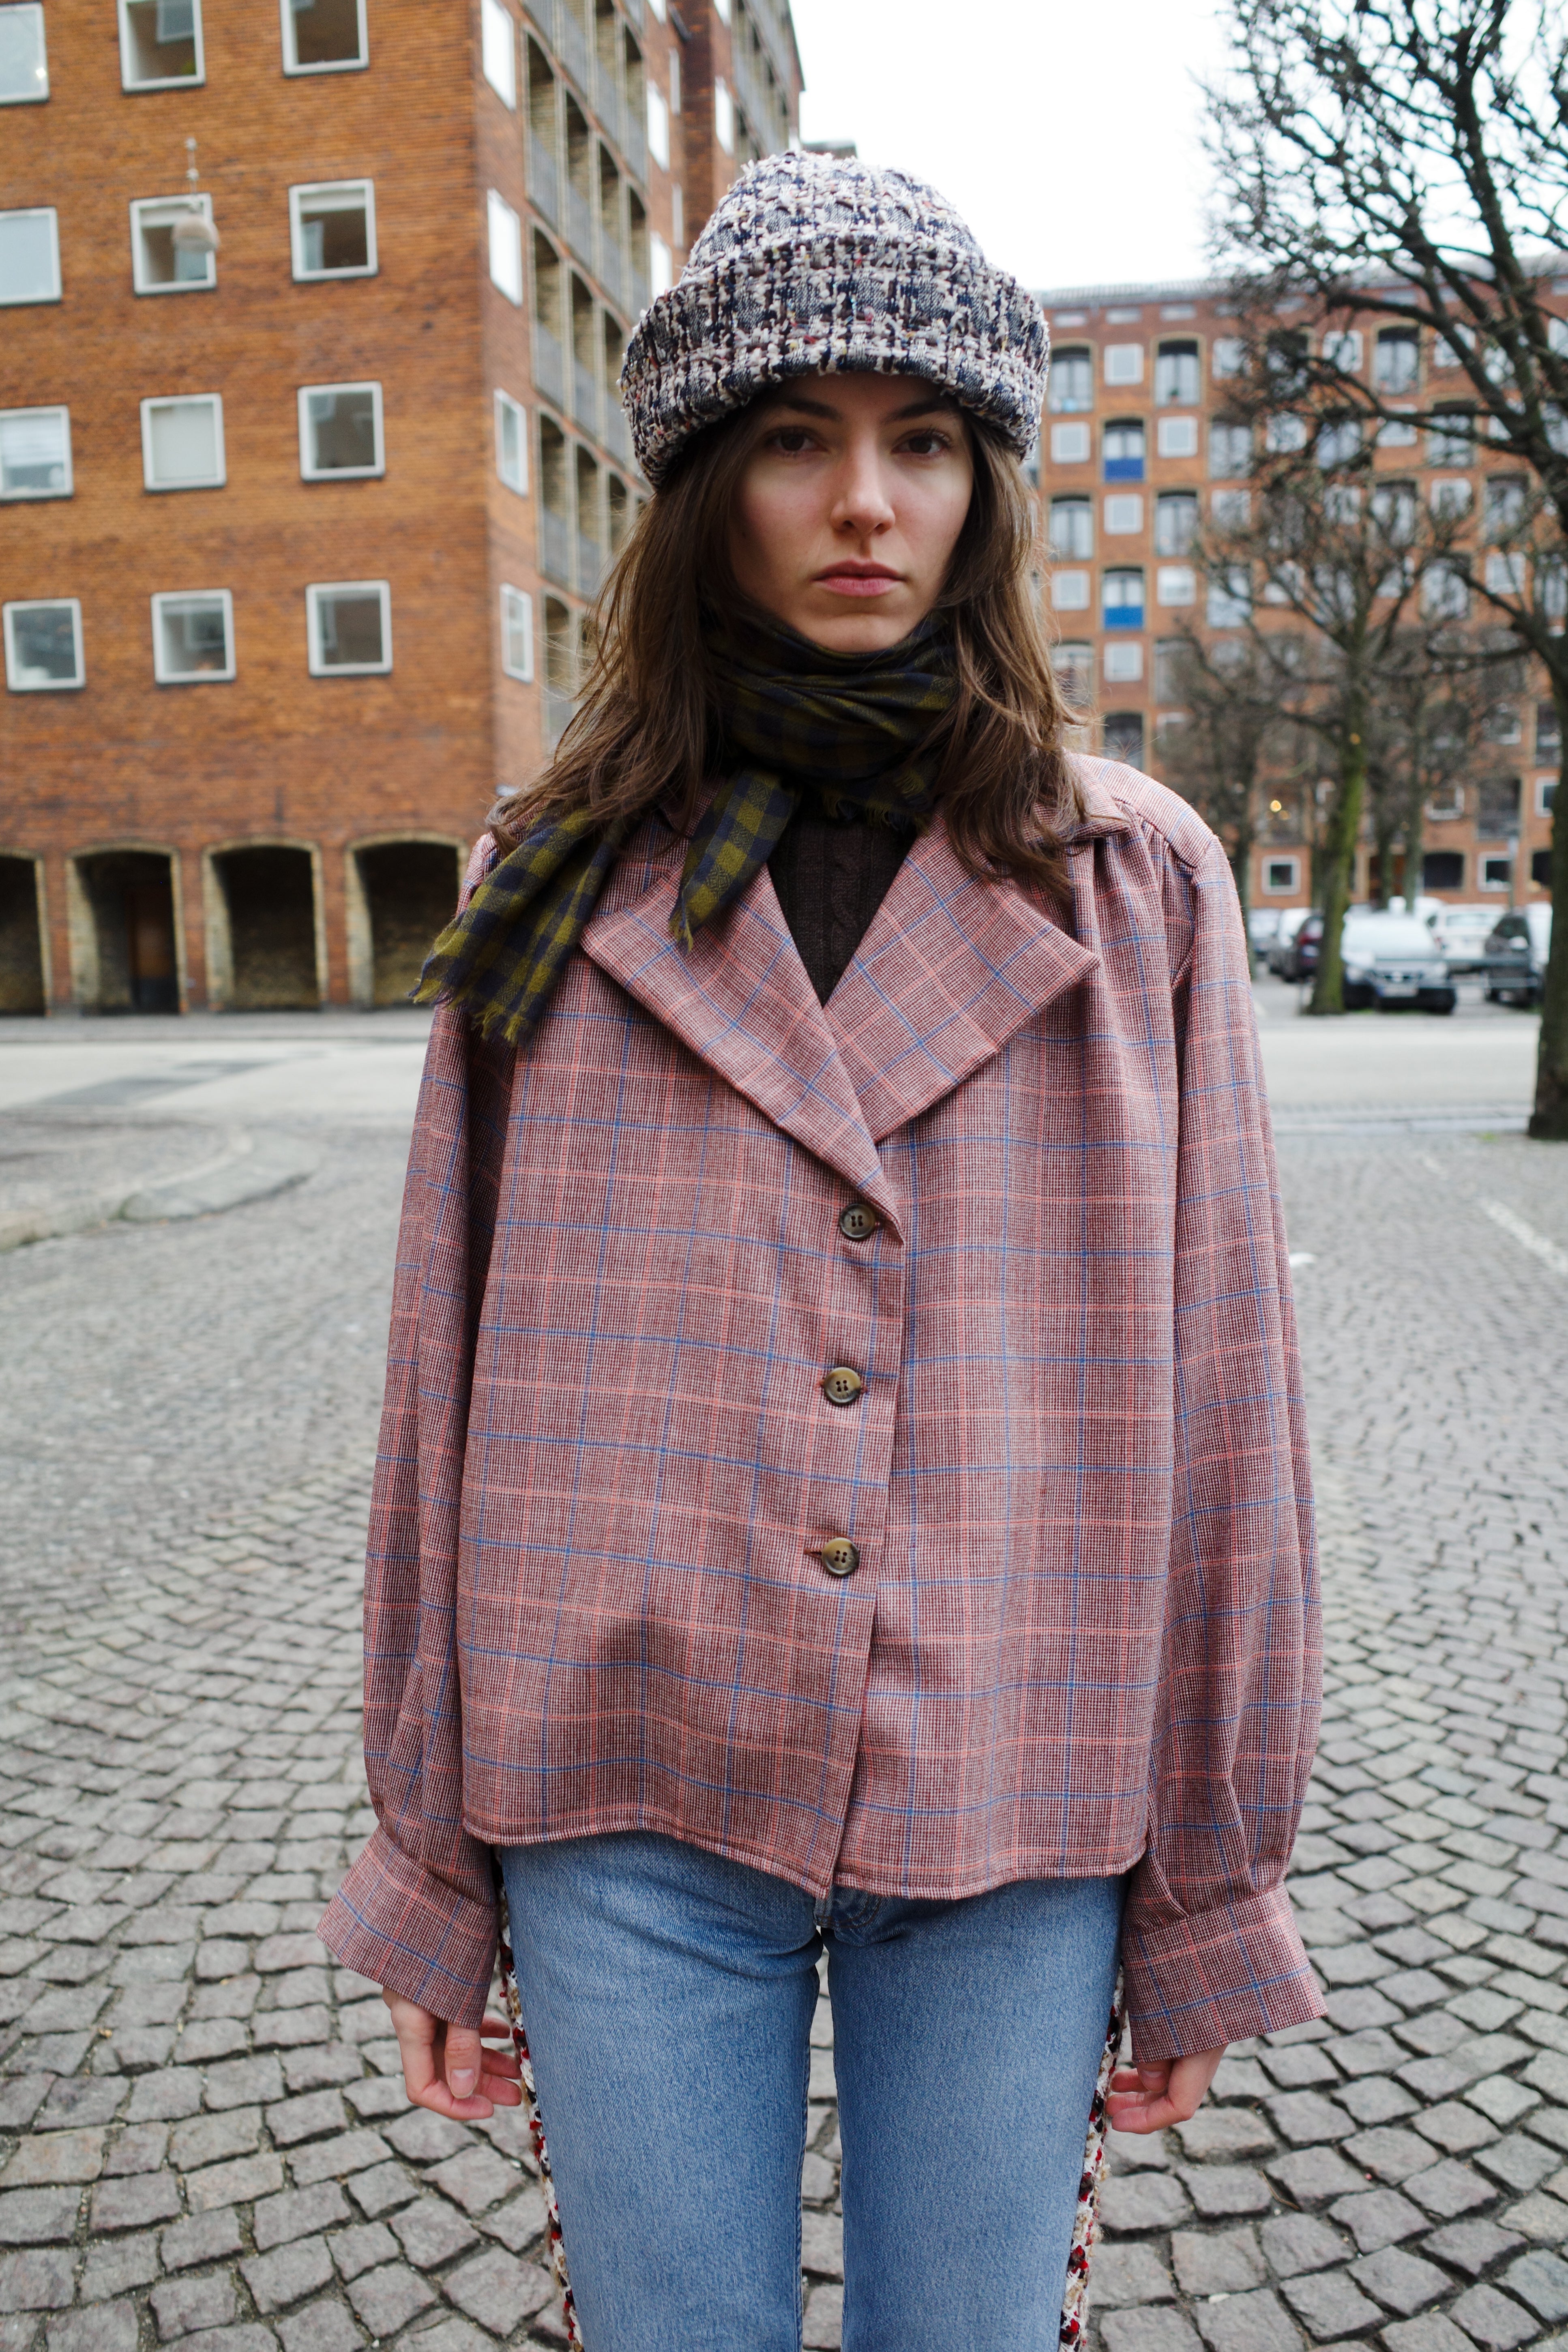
[3,1007,1567,2352]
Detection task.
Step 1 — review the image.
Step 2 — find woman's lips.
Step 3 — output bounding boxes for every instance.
[816,571,901,597]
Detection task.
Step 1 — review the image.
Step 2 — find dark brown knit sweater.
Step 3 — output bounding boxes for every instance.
[768,807,910,1005]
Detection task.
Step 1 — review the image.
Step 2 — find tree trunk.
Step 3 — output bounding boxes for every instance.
[1309,715,1366,1017]
[1404,792,1424,926]
[1529,680,1568,1140]
[1373,804,1397,910]
[1231,808,1256,971]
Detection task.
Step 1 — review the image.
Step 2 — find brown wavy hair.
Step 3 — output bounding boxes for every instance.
[489,387,1083,902]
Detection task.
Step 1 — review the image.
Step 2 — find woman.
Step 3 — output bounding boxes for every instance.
[322,156,1322,2350]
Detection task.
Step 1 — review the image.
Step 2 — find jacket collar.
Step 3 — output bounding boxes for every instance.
[580,803,1104,1220]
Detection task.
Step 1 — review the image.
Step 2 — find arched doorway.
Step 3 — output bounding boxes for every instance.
[0,857,46,1013]
[71,851,180,1012]
[210,846,321,1009]
[352,840,464,1006]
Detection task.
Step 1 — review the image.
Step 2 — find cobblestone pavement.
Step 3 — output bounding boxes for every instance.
[2,1084,1568,2352]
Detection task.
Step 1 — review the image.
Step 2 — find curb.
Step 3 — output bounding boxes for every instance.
[0,1129,320,1252]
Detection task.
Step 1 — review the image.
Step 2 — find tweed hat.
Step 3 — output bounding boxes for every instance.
[620,152,1049,487]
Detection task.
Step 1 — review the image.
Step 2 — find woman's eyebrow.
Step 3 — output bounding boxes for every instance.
[768,391,959,423]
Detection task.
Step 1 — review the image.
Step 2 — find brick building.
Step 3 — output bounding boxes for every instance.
[1033,276,1559,917]
[0,0,799,1013]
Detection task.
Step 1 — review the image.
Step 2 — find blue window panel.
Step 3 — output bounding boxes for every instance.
[1104,456,1145,482]
[1103,606,1143,630]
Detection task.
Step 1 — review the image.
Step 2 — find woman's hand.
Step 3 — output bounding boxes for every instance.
[1106,2048,1225,2135]
[383,1991,525,2120]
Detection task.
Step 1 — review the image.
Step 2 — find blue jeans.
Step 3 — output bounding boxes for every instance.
[499,1833,1124,2352]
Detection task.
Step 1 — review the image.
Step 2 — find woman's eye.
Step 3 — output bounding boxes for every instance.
[901,430,952,456]
[770,428,816,454]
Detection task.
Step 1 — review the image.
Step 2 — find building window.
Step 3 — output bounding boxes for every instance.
[1209,420,1252,479]
[1103,492,1142,535]
[1154,340,1199,405]
[1211,337,1244,378]
[647,82,669,167]
[280,0,367,73]
[1052,642,1093,706]
[1426,781,1463,820]
[1485,701,1522,745]
[1049,569,1090,612]
[1264,856,1300,894]
[1428,474,1471,518]
[714,76,734,152]
[1481,854,1512,890]
[290,181,376,280]
[1156,564,1195,607]
[4,597,83,690]
[1048,349,1093,413]
[1537,700,1561,760]
[1211,487,1249,528]
[1374,326,1419,393]
[1103,569,1144,629]
[0,404,70,498]
[1103,711,1144,765]
[1049,497,1092,559]
[480,0,515,104]
[140,393,225,490]
[650,233,672,294]
[1264,411,1308,454]
[298,381,384,479]
[307,579,391,674]
[1426,406,1473,466]
[1321,329,1363,372]
[1422,851,1464,889]
[1538,774,1558,817]
[1484,475,1527,539]
[1103,421,1144,483]
[1104,342,1143,386]
[671,182,684,247]
[151,589,234,683]
[130,195,216,293]
[494,389,527,493]
[1379,408,1418,448]
[1151,641,1183,702]
[1485,550,1527,594]
[1154,492,1197,556]
[1049,421,1090,464]
[1422,559,1469,620]
[1156,415,1198,459]
[0,4,47,101]
[119,0,202,88]
[500,584,534,681]
[1104,640,1143,683]
[669,48,680,111]
[487,189,522,304]
[0,206,59,304]
[1316,415,1360,467]
[1207,566,1251,627]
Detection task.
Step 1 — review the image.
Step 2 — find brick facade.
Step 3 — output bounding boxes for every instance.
[0,0,799,1012]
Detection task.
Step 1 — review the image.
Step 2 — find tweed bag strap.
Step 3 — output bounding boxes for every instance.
[493,1872,1124,2350]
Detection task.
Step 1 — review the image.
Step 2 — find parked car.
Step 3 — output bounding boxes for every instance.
[1248,908,1283,954]
[1283,911,1324,981]
[1340,912,1456,1011]
[1481,905,1554,1005]
[1426,903,1502,974]
[1267,907,1314,976]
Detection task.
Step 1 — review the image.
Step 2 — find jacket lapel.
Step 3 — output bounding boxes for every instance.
[825,815,1103,1143]
[580,829,904,1232]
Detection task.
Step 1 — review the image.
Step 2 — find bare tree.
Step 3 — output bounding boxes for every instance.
[1204,0,1568,1122]
[1366,627,1522,904]
[1156,631,1289,941]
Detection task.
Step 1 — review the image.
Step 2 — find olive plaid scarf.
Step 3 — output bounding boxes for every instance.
[414,619,956,1045]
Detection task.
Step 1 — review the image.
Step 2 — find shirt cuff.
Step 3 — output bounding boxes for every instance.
[319,1825,499,2028]
[1122,1884,1324,2059]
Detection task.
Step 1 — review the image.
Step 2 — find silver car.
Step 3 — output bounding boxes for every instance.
[1341,914,1457,1013]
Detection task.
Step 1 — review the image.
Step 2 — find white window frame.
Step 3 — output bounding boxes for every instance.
[118,0,204,90]
[0,205,60,305]
[306,579,392,676]
[1263,856,1300,895]
[1156,564,1196,607]
[0,4,49,102]
[289,180,378,283]
[1104,342,1143,386]
[140,392,226,491]
[1103,640,1143,683]
[500,584,534,682]
[1049,569,1090,611]
[647,82,669,167]
[297,380,384,481]
[129,193,216,295]
[650,232,672,295]
[4,597,84,691]
[279,0,367,75]
[1104,493,1143,535]
[1211,337,1244,378]
[668,47,680,112]
[150,588,235,685]
[1480,854,1512,891]
[487,189,523,305]
[1156,416,1198,459]
[1537,774,1558,817]
[714,76,734,152]
[1049,422,1090,464]
[480,0,516,105]
[1320,330,1363,372]
[494,389,528,494]
[0,403,71,499]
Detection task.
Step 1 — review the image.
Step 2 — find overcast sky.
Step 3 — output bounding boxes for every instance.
[788,0,1232,296]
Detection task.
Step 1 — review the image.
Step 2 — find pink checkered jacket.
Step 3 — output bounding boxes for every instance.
[321,760,1323,2058]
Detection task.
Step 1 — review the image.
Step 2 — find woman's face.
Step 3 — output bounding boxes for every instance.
[726,371,975,654]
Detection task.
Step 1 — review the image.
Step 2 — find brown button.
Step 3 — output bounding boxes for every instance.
[839,1203,881,1243]
[817,1538,859,1577]
[822,1366,865,1407]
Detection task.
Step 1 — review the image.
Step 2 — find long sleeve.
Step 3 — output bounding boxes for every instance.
[320,856,514,2028]
[1120,834,1324,2059]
